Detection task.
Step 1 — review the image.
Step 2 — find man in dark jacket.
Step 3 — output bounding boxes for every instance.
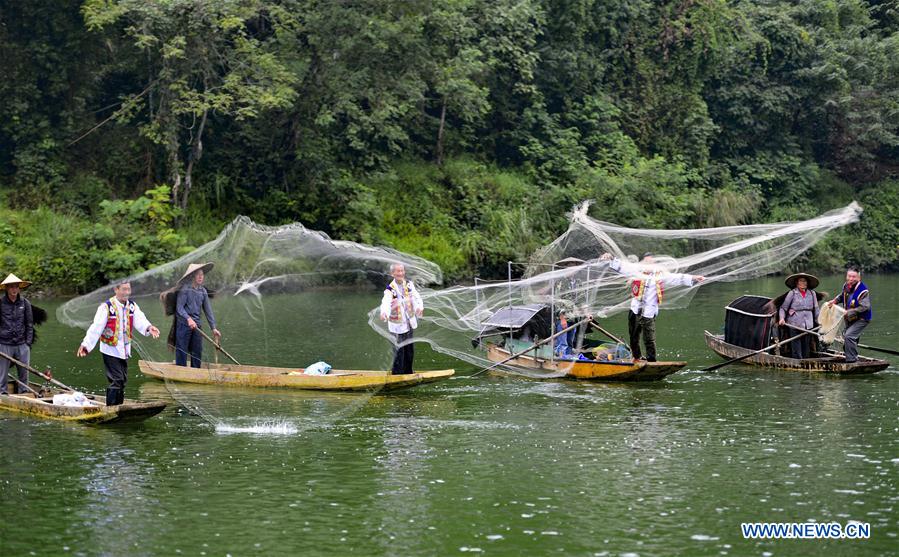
[0,274,34,394]
[174,262,220,368]
[826,266,872,363]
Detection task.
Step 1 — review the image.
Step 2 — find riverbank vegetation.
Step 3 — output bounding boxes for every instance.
[1,0,897,293]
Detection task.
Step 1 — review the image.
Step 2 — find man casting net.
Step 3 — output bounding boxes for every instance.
[367,202,863,378]
[58,216,443,432]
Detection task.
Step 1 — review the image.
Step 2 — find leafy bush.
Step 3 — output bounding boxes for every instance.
[0,185,191,293]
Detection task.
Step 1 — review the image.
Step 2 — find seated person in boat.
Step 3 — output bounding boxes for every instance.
[826,265,872,364]
[777,273,820,359]
[554,311,576,358]
[174,263,221,368]
[600,252,704,362]
[77,281,160,406]
[0,274,34,394]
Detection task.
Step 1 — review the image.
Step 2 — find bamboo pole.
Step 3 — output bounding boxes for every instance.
[0,351,77,392]
[702,326,820,372]
[471,316,592,377]
[196,328,240,365]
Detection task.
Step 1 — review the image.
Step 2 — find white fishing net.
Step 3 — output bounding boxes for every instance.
[367,202,863,377]
[818,303,847,344]
[57,216,443,432]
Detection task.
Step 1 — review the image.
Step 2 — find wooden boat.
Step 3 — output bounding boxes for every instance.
[706,294,890,375]
[474,304,685,382]
[704,331,889,375]
[138,361,455,391]
[485,343,685,381]
[0,389,166,424]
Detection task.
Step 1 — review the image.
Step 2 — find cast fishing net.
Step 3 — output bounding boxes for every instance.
[367,202,863,377]
[818,303,847,345]
[57,216,442,433]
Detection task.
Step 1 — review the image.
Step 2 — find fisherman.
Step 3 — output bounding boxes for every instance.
[553,257,587,350]
[77,280,160,405]
[777,273,821,359]
[379,263,423,375]
[174,263,220,368]
[0,274,34,394]
[601,252,704,362]
[554,310,574,358]
[826,265,871,363]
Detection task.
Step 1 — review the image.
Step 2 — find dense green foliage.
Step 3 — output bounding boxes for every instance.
[1,0,897,292]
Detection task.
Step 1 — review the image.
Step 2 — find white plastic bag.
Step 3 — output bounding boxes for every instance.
[52,391,94,407]
[303,361,332,375]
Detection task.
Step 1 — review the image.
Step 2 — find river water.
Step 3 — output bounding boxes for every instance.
[1,275,896,556]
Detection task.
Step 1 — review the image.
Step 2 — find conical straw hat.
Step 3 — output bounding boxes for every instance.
[178,262,214,285]
[784,272,819,290]
[0,274,31,290]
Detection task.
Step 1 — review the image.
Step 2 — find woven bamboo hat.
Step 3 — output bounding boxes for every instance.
[554,257,585,268]
[785,272,819,290]
[0,273,31,290]
[178,262,214,285]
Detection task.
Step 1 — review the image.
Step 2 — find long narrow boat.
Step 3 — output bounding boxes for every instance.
[138,361,454,391]
[0,389,166,424]
[704,331,889,375]
[485,343,686,381]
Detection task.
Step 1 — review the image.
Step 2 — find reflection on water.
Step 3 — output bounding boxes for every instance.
[0,275,897,556]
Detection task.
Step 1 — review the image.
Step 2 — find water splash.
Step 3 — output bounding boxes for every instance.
[214,420,299,435]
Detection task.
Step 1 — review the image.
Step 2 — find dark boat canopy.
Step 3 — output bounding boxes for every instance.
[482,304,546,329]
[724,295,775,350]
[473,304,553,347]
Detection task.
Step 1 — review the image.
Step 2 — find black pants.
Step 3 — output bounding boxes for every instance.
[175,320,203,368]
[391,331,414,375]
[102,353,128,406]
[628,312,657,361]
[789,335,811,359]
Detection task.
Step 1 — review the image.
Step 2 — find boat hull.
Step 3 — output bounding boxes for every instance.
[704,331,889,375]
[485,344,685,381]
[0,392,166,424]
[138,361,454,391]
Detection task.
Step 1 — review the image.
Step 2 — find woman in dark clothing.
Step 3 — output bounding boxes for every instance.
[777,273,820,359]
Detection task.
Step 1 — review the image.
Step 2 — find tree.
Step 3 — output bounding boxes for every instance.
[82,0,298,210]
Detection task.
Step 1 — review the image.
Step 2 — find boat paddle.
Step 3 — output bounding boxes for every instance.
[0,351,78,392]
[3,373,42,396]
[196,328,241,365]
[471,316,592,377]
[778,321,894,354]
[701,326,821,372]
[833,340,899,357]
[588,320,626,345]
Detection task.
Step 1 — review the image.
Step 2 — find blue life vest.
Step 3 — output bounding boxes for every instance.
[842,281,872,322]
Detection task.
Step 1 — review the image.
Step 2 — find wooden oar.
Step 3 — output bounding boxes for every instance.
[701,326,820,372]
[857,342,899,356]
[196,328,240,365]
[786,319,899,356]
[471,316,592,377]
[4,374,41,396]
[588,320,626,345]
[0,351,77,392]
[834,340,899,357]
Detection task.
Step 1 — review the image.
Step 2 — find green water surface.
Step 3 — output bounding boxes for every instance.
[1,275,896,556]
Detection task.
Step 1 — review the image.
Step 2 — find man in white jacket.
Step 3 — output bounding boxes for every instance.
[379,263,423,375]
[77,281,160,405]
[601,252,704,362]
